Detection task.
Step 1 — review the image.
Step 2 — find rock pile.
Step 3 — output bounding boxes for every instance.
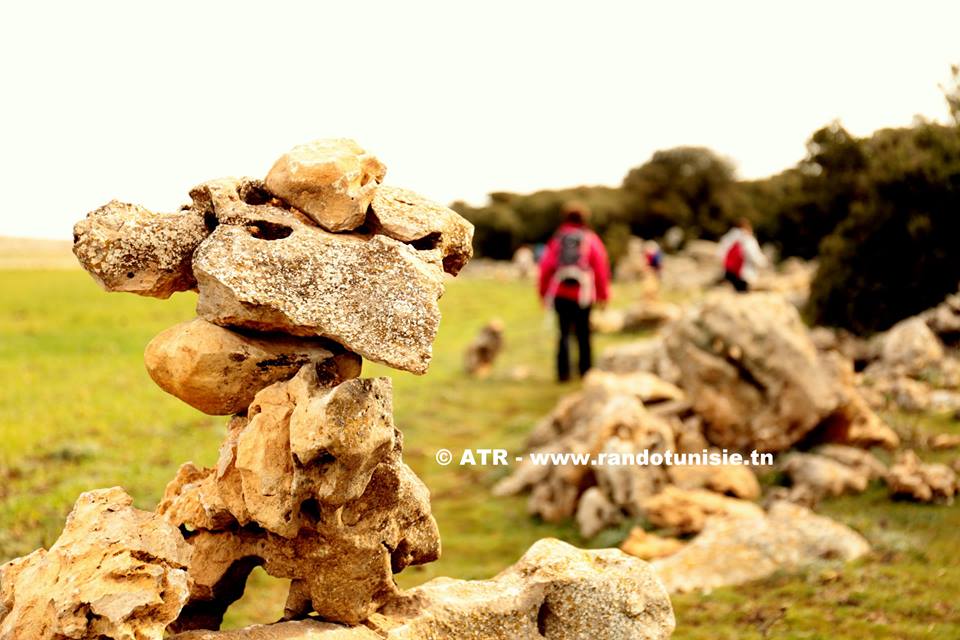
[497,290,959,593]
[1,139,676,640]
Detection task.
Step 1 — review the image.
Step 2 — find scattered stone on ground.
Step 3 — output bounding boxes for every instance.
[781,452,870,499]
[0,488,192,640]
[641,486,765,535]
[144,318,361,414]
[619,528,685,561]
[597,338,681,385]
[463,319,504,378]
[264,138,386,232]
[886,450,959,504]
[592,300,681,334]
[652,501,870,593]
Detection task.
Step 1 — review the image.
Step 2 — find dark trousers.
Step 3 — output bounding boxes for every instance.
[724,270,749,292]
[554,297,592,381]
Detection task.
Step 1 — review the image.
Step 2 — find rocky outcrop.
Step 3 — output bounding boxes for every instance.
[369,185,474,275]
[878,316,944,376]
[73,200,208,298]
[781,452,870,498]
[264,139,386,232]
[193,224,445,374]
[652,501,870,593]
[145,318,362,415]
[0,488,192,640]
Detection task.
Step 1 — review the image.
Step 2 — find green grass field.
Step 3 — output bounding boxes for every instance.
[1,269,959,638]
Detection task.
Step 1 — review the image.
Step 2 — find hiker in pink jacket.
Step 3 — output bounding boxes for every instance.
[538,202,611,381]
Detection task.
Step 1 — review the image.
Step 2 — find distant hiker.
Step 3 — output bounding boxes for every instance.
[717,218,767,292]
[645,240,663,277]
[538,201,611,381]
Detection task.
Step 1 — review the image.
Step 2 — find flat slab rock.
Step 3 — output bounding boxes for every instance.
[652,500,870,593]
[170,539,676,640]
[193,223,445,374]
[0,487,192,640]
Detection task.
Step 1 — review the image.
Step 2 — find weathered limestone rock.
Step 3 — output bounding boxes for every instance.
[193,223,445,374]
[369,539,675,640]
[921,288,960,345]
[879,316,944,376]
[264,139,386,232]
[591,301,681,334]
[814,444,886,480]
[188,177,315,229]
[145,318,361,414]
[171,540,675,640]
[0,488,191,640]
[664,292,842,452]
[886,450,959,503]
[463,319,504,378]
[73,200,208,298]
[641,486,764,535]
[781,452,869,498]
[495,388,676,534]
[172,621,378,639]
[369,185,474,275]
[652,501,870,593]
[583,370,686,405]
[817,353,900,450]
[575,487,623,538]
[666,460,760,500]
[157,367,440,629]
[597,339,681,385]
[620,528,685,561]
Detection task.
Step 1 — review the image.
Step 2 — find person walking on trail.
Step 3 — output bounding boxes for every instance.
[538,201,611,382]
[717,218,767,292]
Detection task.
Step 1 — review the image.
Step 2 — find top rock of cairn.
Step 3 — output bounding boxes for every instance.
[72,139,474,375]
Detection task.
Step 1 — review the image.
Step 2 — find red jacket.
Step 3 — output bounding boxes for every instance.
[538,222,611,305]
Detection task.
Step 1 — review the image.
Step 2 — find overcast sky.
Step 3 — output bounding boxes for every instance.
[2,1,958,239]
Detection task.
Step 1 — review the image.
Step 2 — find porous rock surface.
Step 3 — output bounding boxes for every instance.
[193,223,445,374]
[370,185,474,276]
[652,501,870,593]
[145,318,362,415]
[157,366,439,630]
[0,487,192,640]
[73,200,208,298]
[264,139,386,232]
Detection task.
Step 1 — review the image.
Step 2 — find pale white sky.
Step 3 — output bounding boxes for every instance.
[1,1,958,239]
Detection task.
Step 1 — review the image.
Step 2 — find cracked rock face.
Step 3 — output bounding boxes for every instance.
[369,185,474,276]
[193,223,445,374]
[144,318,362,415]
[0,487,192,640]
[157,367,439,630]
[265,139,386,232]
[73,200,209,298]
[664,292,843,452]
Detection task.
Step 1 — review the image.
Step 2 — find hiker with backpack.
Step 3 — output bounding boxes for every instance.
[538,201,611,382]
[717,218,767,292]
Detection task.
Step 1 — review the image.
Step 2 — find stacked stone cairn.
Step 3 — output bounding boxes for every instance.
[0,139,675,640]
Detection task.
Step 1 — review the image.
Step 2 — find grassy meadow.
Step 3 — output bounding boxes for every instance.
[1,268,959,638]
